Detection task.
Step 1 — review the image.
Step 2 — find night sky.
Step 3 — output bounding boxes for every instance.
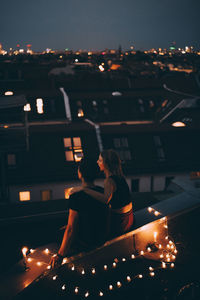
[0,0,199,52]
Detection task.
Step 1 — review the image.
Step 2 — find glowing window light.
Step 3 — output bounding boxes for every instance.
[4,91,13,96]
[36,98,44,114]
[23,103,31,111]
[172,121,186,127]
[19,191,30,201]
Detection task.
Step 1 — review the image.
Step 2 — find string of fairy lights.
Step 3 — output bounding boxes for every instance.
[21,206,178,298]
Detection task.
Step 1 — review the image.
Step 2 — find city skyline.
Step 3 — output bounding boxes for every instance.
[0,0,200,51]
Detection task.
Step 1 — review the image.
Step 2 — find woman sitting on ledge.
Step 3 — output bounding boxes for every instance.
[83,149,134,238]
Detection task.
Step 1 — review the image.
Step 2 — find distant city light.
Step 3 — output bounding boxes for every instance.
[112,91,122,96]
[24,103,31,112]
[172,121,186,127]
[4,91,13,96]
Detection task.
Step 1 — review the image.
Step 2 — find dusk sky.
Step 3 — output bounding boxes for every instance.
[0,0,199,52]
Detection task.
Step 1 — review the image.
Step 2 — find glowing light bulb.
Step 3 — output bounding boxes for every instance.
[27,258,32,262]
[22,247,28,257]
[160,254,164,258]
[167,258,170,262]
[112,262,117,268]
[171,263,175,268]
[131,254,135,259]
[148,207,153,212]
[149,266,154,271]
[37,262,42,266]
[139,274,143,278]
[167,244,170,249]
[165,236,169,240]
[166,254,170,258]
[104,265,108,270]
[164,225,168,228]
[75,287,79,294]
[99,291,103,296]
[150,272,155,277]
[30,249,35,253]
[174,249,178,254]
[81,269,85,275]
[91,268,96,274]
[162,262,166,268]
[109,285,113,290]
[147,247,151,252]
[53,275,57,280]
[127,276,131,282]
[140,251,144,255]
[159,244,162,249]
[62,258,67,264]
[122,258,126,262]
[44,248,49,254]
[62,285,66,290]
[85,291,89,297]
[172,255,176,260]
[47,265,51,269]
[117,281,122,288]
[169,240,173,245]
[171,245,174,249]
[71,265,75,271]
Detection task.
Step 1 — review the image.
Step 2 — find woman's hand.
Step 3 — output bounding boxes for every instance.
[69,186,83,196]
[49,254,63,269]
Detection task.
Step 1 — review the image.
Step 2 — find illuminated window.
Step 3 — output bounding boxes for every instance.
[24,103,31,112]
[113,137,131,161]
[19,191,30,201]
[63,137,83,162]
[41,190,52,201]
[7,154,16,166]
[36,98,44,114]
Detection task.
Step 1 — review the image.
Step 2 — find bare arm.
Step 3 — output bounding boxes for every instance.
[84,178,116,204]
[50,209,78,268]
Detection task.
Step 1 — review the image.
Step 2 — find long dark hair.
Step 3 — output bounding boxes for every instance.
[101,149,123,176]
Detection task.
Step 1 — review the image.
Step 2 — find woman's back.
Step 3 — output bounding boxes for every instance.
[109,175,131,209]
